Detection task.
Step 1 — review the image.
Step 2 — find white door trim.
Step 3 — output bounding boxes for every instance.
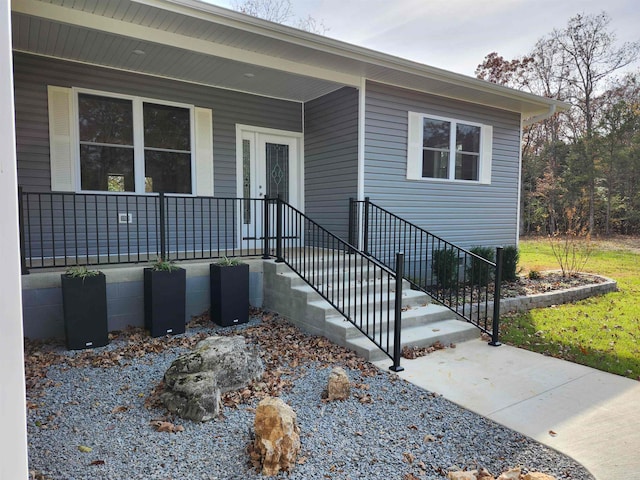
[235,124,304,247]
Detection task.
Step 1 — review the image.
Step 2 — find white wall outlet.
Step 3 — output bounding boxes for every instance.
[118,213,133,224]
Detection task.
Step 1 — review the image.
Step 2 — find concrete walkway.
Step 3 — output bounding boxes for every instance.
[374,339,640,480]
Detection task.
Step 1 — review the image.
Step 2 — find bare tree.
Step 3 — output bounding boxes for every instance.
[231,0,328,34]
[551,12,640,233]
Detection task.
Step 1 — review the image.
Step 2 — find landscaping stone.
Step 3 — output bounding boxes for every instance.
[161,335,263,421]
[448,471,478,480]
[497,468,521,480]
[523,473,556,480]
[326,366,350,401]
[250,396,301,476]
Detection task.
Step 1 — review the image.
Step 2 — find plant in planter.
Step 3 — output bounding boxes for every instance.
[210,256,249,327]
[61,266,109,350]
[144,258,186,337]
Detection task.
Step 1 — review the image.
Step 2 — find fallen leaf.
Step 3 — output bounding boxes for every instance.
[89,460,105,466]
[111,405,129,414]
[402,451,415,464]
[77,445,92,453]
[150,420,184,433]
[549,430,558,437]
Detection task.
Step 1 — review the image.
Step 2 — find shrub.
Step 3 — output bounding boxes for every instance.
[528,269,541,280]
[466,246,495,286]
[432,248,459,289]
[548,209,593,277]
[501,245,520,282]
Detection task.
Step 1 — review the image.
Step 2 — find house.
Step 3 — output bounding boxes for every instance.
[4,0,571,473]
[11,0,569,339]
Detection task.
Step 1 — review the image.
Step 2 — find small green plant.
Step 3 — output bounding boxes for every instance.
[65,266,100,279]
[528,269,541,280]
[466,246,495,286]
[501,245,520,282]
[150,258,179,272]
[216,256,243,267]
[432,248,459,289]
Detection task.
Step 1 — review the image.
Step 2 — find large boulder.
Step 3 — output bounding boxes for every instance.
[161,335,263,422]
[250,397,301,476]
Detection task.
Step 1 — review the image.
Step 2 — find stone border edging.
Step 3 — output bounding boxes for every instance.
[499,274,618,314]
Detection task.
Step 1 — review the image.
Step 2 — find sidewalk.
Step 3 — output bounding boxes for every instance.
[374,339,640,480]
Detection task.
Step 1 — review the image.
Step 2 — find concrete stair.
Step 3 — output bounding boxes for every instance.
[263,258,480,362]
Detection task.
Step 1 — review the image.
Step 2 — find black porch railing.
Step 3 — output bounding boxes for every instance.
[19,189,269,270]
[271,197,406,370]
[349,197,503,345]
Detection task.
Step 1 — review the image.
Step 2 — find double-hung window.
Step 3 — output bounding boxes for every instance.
[407,112,493,184]
[78,92,193,194]
[47,86,214,196]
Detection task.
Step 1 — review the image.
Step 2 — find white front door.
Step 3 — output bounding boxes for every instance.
[237,126,302,245]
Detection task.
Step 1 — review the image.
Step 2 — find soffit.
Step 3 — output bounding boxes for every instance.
[11,0,568,116]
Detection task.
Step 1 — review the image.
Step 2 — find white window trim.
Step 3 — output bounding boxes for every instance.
[71,87,197,195]
[407,111,493,184]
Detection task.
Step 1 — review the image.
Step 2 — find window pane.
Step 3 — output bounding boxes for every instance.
[456,124,480,153]
[78,94,133,145]
[144,151,192,193]
[80,145,135,191]
[143,103,191,151]
[423,118,450,149]
[456,153,479,181]
[422,150,449,178]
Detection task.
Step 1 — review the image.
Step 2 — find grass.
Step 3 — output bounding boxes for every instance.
[501,237,640,380]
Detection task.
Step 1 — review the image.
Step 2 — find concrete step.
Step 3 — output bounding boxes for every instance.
[299,284,429,312]
[270,265,414,295]
[263,258,481,365]
[323,304,454,342]
[346,318,481,362]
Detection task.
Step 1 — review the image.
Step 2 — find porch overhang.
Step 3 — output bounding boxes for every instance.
[12,0,569,117]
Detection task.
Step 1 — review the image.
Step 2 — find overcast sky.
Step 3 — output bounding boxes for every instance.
[206,0,640,77]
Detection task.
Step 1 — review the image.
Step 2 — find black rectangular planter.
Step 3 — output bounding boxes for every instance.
[61,273,109,350]
[210,263,249,327]
[144,267,186,337]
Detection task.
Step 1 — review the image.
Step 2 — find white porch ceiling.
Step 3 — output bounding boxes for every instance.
[11,0,569,116]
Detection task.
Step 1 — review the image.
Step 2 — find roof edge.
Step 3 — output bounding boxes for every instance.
[137,0,570,113]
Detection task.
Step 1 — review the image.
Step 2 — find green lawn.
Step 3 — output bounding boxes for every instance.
[502,238,640,379]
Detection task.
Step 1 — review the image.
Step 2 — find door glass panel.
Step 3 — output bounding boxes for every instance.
[242,139,251,224]
[266,142,289,202]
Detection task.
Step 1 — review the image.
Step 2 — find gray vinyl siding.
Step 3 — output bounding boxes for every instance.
[364,81,522,249]
[304,87,358,239]
[14,53,301,261]
[13,52,302,194]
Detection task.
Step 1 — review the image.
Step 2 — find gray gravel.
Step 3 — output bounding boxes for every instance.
[28,319,594,480]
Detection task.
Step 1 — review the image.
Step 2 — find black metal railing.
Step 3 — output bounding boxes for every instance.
[349,197,503,345]
[270,196,405,370]
[19,189,269,270]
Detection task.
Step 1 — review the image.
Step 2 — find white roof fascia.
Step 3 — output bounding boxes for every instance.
[14,0,571,116]
[136,0,572,116]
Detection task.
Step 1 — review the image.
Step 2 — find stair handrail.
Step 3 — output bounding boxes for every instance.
[350,198,503,346]
[267,196,405,371]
